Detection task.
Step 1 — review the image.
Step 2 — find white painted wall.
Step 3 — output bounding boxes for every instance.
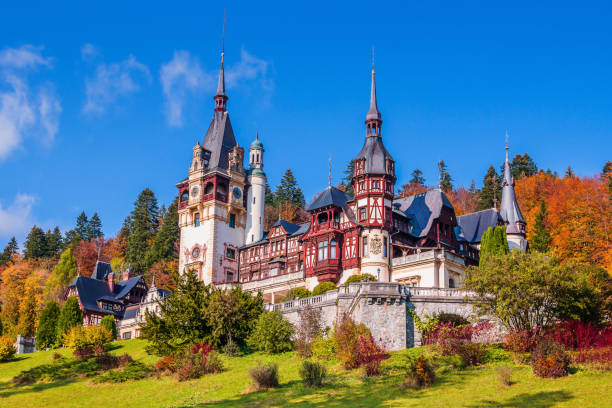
[245,174,266,244]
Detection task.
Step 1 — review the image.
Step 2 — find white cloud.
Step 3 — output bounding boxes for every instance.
[0,45,61,161]
[0,194,36,240]
[83,54,151,115]
[0,45,51,69]
[160,50,214,127]
[80,43,98,61]
[160,48,272,127]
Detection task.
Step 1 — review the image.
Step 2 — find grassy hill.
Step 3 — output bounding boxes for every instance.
[0,339,610,407]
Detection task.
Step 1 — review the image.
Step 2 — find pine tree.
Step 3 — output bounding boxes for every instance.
[126,188,160,273]
[57,296,83,341]
[341,160,355,195]
[410,169,426,185]
[565,166,575,178]
[87,212,103,239]
[604,161,612,202]
[264,182,275,206]
[75,212,89,241]
[275,169,305,209]
[45,227,64,258]
[437,160,453,192]
[477,166,502,210]
[36,301,60,349]
[23,226,47,259]
[510,153,538,180]
[531,199,552,252]
[0,237,19,266]
[146,200,179,268]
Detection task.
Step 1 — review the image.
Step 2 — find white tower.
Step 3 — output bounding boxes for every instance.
[246,132,266,244]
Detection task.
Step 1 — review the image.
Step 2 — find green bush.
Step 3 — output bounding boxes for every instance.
[93,361,153,383]
[0,336,16,362]
[249,362,279,389]
[282,287,311,301]
[36,301,61,349]
[56,297,83,342]
[345,273,377,284]
[312,282,337,296]
[247,311,294,354]
[300,360,326,388]
[312,335,336,361]
[101,316,117,340]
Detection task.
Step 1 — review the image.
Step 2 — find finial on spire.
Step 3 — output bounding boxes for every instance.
[505,130,510,162]
[372,46,375,71]
[215,9,227,99]
[328,153,332,187]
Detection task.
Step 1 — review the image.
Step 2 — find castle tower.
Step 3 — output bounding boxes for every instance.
[245,132,266,244]
[500,140,528,251]
[176,33,247,284]
[352,59,396,281]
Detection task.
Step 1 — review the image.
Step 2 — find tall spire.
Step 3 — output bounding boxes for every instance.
[366,47,381,122]
[500,133,526,235]
[214,10,228,111]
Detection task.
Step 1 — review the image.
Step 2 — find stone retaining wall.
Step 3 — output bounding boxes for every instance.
[266,282,480,350]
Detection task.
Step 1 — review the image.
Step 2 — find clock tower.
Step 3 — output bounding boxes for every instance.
[176,45,247,284]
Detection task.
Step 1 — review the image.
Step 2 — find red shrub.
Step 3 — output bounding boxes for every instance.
[355,335,389,376]
[545,321,612,351]
[572,347,612,370]
[458,343,487,366]
[530,340,570,378]
[504,329,541,353]
[191,343,215,356]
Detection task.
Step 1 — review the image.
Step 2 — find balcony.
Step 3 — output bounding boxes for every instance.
[391,248,465,268]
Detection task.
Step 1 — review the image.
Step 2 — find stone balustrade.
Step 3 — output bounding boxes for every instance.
[391,248,466,267]
[242,270,305,291]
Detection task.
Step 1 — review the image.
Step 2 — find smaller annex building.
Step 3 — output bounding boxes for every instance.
[66,261,167,339]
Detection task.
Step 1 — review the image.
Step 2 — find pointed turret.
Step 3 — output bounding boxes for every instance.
[500,139,527,247]
[366,63,381,122]
[214,17,228,112]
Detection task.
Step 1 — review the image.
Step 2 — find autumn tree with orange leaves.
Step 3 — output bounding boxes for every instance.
[515,171,612,272]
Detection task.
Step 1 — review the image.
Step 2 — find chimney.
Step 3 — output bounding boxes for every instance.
[107,272,115,292]
[121,267,132,282]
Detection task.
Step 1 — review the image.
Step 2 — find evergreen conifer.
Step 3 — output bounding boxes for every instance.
[0,237,19,266]
[410,169,426,185]
[57,297,83,342]
[36,301,61,349]
[75,211,89,240]
[87,212,103,239]
[477,166,502,210]
[126,188,160,273]
[531,200,552,252]
[23,226,47,259]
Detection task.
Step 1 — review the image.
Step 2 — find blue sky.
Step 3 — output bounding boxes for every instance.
[1,1,611,247]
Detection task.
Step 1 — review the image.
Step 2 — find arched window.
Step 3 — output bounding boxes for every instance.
[180,191,189,202]
[204,182,214,195]
[330,239,337,259]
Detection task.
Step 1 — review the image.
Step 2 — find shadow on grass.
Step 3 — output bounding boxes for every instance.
[468,390,573,408]
[0,378,77,399]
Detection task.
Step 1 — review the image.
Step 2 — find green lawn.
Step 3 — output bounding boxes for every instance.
[0,340,610,407]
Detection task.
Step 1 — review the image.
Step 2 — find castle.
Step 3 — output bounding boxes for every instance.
[176,47,528,304]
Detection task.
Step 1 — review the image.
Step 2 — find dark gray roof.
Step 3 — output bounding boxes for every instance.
[500,147,525,232]
[201,111,237,172]
[291,222,310,236]
[97,296,123,304]
[366,67,381,121]
[91,261,112,280]
[355,136,393,175]
[306,186,353,212]
[271,219,301,235]
[393,189,454,238]
[68,275,145,316]
[456,208,504,244]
